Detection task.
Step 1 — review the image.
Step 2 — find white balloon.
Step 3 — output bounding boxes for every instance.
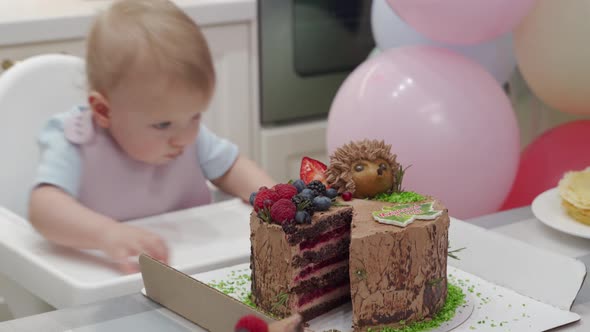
[367,48,380,59]
[371,0,516,84]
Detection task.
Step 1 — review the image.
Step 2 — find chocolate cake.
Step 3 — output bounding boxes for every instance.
[250,205,354,320]
[348,199,449,331]
[248,140,450,330]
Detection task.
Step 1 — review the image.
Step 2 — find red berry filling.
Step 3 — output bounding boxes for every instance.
[295,252,348,281]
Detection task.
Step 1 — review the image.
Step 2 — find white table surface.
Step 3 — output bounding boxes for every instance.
[0,199,252,309]
[0,206,588,331]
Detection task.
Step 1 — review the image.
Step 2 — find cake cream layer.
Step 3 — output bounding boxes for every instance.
[292,233,350,268]
[298,294,350,321]
[295,283,350,312]
[291,264,349,294]
[293,255,349,283]
[348,198,450,331]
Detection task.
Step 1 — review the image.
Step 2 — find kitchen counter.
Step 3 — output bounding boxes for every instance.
[0,0,255,46]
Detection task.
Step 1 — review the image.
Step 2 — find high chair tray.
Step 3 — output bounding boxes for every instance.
[0,198,251,308]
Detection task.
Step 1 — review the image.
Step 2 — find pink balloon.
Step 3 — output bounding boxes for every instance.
[327,46,520,219]
[387,0,537,44]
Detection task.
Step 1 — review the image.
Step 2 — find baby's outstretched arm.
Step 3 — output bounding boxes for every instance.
[29,185,168,273]
[269,314,304,332]
[212,155,275,202]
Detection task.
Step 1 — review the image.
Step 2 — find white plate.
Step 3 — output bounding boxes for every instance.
[532,188,590,239]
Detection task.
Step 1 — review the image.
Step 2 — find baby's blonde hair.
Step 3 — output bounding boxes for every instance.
[86,0,215,96]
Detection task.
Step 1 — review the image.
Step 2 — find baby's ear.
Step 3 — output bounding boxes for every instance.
[88,91,111,128]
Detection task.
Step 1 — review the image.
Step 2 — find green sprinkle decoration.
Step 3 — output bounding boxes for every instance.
[447,246,466,260]
[367,284,466,332]
[427,277,443,286]
[393,164,411,193]
[272,292,289,311]
[374,191,426,204]
[210,270,467,332]
[332,202,351,207]
[355,269,368,280]
[208,273,255,309]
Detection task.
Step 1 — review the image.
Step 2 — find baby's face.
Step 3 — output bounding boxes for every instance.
[105,77,208,165]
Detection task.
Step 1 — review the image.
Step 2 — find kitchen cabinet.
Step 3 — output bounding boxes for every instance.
[259,121,329,182]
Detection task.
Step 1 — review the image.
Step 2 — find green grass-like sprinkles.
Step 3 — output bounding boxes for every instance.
[368,284,466,332]
[374,191,426,204]
[208,272,256,309]
[208,271,285,318]
[208,271,465,332]
[209,271,466,332]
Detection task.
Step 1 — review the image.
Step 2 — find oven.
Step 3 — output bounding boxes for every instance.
[258,0,375,125]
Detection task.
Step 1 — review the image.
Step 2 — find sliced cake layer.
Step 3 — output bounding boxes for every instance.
[250,206,354,320]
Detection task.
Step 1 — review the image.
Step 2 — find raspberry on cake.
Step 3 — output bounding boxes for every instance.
[269,199,296,224]
[254,189,280,212]
[273,184,298,200]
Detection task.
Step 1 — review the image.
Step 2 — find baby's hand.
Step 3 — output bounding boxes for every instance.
[268,314,303,332]
[99,223,169,273]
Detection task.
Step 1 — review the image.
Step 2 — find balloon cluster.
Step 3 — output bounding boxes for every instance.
[505,0,590,208]
[514,0,590,115]
[372,0,524,84]
[327,0,539,218]
[502,121,590,210]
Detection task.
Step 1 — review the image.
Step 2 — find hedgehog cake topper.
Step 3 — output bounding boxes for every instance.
[325,139,401,199]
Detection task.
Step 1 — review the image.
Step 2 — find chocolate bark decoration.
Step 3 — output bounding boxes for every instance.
[348,199,450,331]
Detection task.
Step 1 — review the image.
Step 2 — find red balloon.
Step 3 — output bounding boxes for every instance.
[502,120,590,210]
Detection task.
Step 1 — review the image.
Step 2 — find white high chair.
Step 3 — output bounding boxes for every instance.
[0,54,86,320]
[0,54,87,217]
[0,54,234,321]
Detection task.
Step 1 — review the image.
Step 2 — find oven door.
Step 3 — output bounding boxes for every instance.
[259,0,374,125]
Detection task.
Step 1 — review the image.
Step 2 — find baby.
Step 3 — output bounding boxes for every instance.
[28,0,274,273]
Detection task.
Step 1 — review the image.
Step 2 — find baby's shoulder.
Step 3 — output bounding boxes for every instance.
[40,106,94,145]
